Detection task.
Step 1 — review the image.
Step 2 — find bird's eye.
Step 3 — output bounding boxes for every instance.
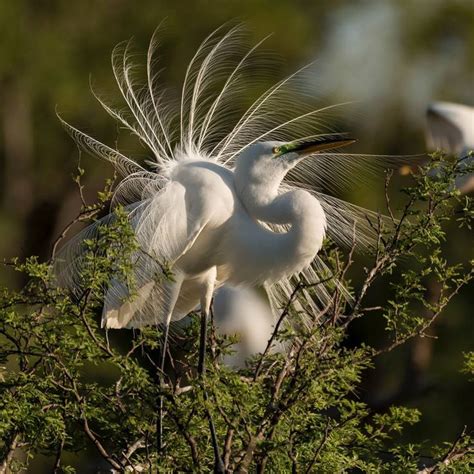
[272,146,281,156]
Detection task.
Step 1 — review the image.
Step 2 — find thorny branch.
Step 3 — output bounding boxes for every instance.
[418,426,474,473]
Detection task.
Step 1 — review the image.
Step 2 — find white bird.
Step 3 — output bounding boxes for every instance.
[213,286,278,368]
[173,285,281,370]
[426,101,474,193]
[54,24,408,379]
[54,25,417,467]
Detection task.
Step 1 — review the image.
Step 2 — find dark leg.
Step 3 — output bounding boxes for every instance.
[157,320,171,452]
[198,307,225,473]
[209,416,225,474]
[198,308,207,376]
[198,269,225,473]
[156,278,183,454]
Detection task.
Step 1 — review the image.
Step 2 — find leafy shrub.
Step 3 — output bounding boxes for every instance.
[1,154,473,472]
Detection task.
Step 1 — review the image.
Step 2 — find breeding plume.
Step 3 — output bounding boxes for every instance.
[55,25,405,363]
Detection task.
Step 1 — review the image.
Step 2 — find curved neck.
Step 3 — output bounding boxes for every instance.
[236,180,326,279]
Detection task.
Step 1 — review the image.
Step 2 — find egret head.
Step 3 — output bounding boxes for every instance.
[234,136,355,192]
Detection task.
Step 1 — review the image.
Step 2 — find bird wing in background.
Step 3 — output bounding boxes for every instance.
[426,101,474,194]
[426,102,474,154]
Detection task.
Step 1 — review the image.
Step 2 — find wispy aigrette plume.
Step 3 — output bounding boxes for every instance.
[54,23,413,330]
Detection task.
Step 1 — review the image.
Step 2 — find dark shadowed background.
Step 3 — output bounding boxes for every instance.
[1,0,473,471]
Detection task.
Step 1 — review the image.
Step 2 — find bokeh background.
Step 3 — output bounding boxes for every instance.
[1,0,473,469]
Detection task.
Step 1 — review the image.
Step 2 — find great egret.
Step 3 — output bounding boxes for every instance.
[426,101,474,193]
[54,24,410,467]
[204,100,474,371]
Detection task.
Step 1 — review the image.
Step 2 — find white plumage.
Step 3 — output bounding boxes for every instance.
[213,286,278,369]
[54,24,411,365]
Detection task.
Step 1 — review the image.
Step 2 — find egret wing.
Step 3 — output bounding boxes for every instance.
[55,180,210,329]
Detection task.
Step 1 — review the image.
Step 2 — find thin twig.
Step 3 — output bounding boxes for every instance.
[417,426,473,473]
[253,277,332,380]
[304,419,331,474]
